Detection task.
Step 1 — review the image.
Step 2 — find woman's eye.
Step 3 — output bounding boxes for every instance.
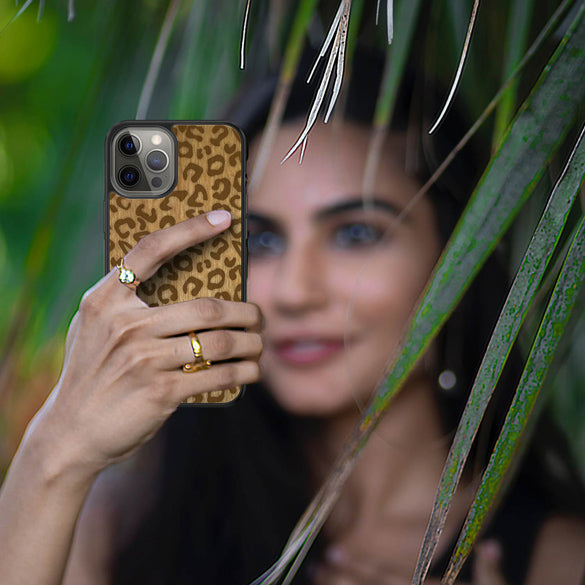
[248,230,285,257]
[334,222,382,247]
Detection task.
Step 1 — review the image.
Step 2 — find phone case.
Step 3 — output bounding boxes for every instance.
[105,121,247,406]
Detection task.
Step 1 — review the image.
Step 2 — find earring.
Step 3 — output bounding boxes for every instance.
[437,306,465,393]
[438,369,457,391]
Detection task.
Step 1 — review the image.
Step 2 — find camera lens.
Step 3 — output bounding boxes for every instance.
[118,134,141,156]
[146,149,169,172]
[118,166,140,187]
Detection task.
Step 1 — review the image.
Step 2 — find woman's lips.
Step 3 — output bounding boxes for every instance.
[272,339,346,365]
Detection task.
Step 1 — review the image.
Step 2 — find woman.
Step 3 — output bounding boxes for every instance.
[1,44,585,585]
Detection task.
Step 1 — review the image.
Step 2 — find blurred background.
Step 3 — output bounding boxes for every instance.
[0,0,584,480]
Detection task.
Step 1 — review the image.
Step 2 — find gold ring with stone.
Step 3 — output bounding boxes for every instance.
[182,331,212,373]
[116,258,141,291]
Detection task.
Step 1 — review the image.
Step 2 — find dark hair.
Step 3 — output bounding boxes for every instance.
[111,43,585,585]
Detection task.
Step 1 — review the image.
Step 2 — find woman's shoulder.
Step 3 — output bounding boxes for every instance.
[524,514,585,585]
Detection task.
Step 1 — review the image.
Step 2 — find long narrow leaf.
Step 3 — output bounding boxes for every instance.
[411,122,585,585]
[429,0,480,134]
[442,212,585,584]
[136,0,182,119]
[362,0,585,436]
[492,0,535,150]
[362,0,423,205]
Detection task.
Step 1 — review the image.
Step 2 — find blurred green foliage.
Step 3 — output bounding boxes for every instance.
[0,0,583,483]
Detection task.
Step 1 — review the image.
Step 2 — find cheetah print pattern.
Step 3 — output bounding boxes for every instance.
[108,124,244,405]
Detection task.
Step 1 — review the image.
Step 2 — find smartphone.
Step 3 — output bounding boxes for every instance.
[104,121,247,406]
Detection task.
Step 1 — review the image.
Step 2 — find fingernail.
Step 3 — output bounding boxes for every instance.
[206,210,231,225]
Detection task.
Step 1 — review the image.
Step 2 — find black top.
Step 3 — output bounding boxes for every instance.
[110,393,559,585]
[427,477,552,585]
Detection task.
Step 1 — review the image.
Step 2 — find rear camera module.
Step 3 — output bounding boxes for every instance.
[110,126,176,196]
[146,149,169,172]
[118,166,140,187]
[118,134,141,156]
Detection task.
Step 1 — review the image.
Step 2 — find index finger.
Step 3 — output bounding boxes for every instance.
[108,209,232,290]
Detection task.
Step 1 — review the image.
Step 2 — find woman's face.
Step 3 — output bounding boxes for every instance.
[247,119,442,417]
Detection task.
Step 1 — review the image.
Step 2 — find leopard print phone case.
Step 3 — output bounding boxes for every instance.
[105,121,247,406]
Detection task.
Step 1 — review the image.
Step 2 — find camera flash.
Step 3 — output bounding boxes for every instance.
[151,134,162,146]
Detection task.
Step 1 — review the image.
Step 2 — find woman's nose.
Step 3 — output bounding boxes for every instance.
[271,241,329,313]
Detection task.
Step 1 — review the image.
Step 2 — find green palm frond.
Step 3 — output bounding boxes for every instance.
[491,0,535,151]
[442,210,585,584]
[36,0,45,21]
[136,0,183,120]
[249,5,585,582]
[412,122,585,585]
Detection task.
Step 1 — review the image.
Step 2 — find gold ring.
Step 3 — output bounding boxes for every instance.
[116,258,141,291]
[182,331,212,373]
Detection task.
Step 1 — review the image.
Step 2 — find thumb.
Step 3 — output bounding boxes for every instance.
[472,539,506,585]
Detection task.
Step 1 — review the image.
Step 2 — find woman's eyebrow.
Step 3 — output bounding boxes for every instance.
[314,197,403,220]
[248,197,404,226]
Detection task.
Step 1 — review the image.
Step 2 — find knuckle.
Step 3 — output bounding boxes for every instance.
[251,361,262,380]
[142,309,162,331]
[252,333,264,355]
[134,231,162,255]
[79,290,104,317]
[149,373,173,402]
[106,313,142,347]
[249,302,263,327]
[215,363,237,389]
[245,360,261,381]
[195,297,223,324]
[208,331,233,357]
[127,342,157,370]
[173,337,187,362]
[256,305,264,328]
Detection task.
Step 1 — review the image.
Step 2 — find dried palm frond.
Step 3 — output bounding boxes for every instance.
[429,0,480,135]
[239,0,252,69]
[361,0,422,207]
[1,0,35,33]
[375,0,393,44]
[278,0,351,166]
[247,0,320,191]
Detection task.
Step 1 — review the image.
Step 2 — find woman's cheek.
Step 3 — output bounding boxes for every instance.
[247,261,274,307]
[336,253,418,324]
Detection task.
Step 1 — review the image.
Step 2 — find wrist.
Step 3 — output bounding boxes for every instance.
[19,408,103,493]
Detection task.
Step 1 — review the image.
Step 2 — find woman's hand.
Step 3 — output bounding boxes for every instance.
[24,210,264,481]
[308,539,506,585]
